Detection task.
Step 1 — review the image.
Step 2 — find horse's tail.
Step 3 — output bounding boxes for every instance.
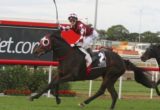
[123,59,160,95]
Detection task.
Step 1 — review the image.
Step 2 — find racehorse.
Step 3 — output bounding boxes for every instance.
[30,30,160,110]
[141,44,160,89]
[141,44,160,66]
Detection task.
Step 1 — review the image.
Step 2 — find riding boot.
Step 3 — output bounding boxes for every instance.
[86,64,92,75]
[86,48,97,63]
[79,47,92,73]
[86,48,93,57]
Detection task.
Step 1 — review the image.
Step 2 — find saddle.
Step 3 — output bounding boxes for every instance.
[73,47,107,75]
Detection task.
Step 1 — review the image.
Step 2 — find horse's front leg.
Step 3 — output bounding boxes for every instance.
[52,84,61,104]
[29,75,58,101]
[50,75,61,104]
[29,74,73,102]
[29,79,53,101]
[51,74,74,104]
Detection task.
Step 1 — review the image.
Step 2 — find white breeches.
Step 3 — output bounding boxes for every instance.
[82,30,99,49]
[79,47,92,67]
[75,30,99,67]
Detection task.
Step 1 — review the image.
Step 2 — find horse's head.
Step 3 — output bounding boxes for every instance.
[33,34,53,57]
[33,29,71,57]
[141,44,158,62]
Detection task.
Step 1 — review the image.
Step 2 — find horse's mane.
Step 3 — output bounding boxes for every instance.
[155,43,160,48]
[150,43,160,49]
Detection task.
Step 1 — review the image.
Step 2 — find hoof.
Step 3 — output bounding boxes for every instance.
[109,107,114,110]
[56,98,61,104]
[28,96,34,101]
[78,102,85,108]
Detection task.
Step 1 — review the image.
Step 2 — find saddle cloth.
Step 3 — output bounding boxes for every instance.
[86,50,107,75]
[89,50,107,68]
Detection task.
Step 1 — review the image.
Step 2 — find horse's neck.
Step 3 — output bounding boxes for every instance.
[154,48,160,66]
[156,58,160,66]
[53,37,76,59]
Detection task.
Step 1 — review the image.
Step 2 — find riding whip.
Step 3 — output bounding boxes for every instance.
[52,0,59,25]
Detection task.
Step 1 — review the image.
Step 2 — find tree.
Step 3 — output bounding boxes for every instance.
[97,29,108,39]
[106,25,129,41]
[141,31,160,43]
[128,33,139,42]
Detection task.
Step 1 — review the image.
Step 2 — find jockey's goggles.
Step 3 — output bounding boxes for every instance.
[69,18,77,23]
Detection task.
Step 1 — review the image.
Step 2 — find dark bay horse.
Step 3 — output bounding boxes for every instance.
[30,30,160,110]
[141,44,160,92]
[141,44,160,65]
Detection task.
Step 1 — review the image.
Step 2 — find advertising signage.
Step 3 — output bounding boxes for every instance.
[0,20,80,65]
[0,25,54,61]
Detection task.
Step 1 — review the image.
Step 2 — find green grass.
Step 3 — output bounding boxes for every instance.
[69,80,156,96]
[0,96,160,110]
[0,80,159,110]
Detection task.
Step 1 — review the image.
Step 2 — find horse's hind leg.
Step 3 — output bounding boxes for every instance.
[80,85,106,106]
[79,77,108,107]
[79,73,120,110]
[52,84,61,104]
[107,85,118,110]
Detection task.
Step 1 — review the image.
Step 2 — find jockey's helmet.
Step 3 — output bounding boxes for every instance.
[68,13,78,21]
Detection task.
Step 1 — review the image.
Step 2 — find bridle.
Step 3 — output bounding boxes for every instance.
[45,35,75,61]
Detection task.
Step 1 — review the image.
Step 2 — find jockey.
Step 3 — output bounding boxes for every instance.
[60,13,99,69]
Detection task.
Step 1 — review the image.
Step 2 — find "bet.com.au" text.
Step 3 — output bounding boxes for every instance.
[0,37,39,54]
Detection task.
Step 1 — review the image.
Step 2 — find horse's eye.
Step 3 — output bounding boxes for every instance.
[42,39,49,46]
